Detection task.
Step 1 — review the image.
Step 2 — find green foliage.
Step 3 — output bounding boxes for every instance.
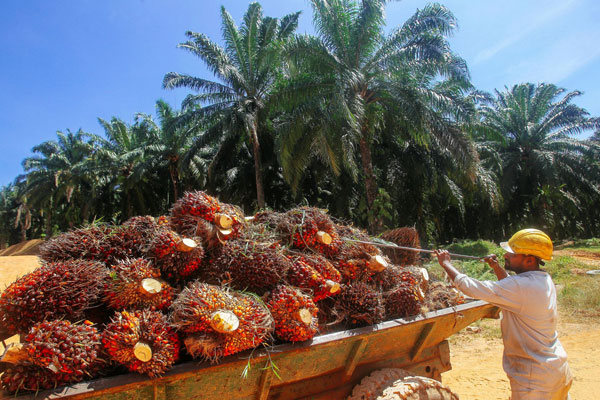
[445,239,503,258]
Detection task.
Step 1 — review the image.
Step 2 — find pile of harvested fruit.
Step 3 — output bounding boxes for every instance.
[0,191,464,393]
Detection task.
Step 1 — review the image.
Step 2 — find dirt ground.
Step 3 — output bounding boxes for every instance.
[1,254,599,399]
[444,318,600,399]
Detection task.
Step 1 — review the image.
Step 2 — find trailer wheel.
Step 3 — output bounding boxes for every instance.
[348,369,459,400]
[347,368,412,400]
[379,376,459,399]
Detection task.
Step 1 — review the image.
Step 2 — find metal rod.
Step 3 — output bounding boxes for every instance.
[342,238,486,260]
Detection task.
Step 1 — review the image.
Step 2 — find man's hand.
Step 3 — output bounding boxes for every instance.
[434,249,452,267]
[433,249,460,281]
[481,254,508,280]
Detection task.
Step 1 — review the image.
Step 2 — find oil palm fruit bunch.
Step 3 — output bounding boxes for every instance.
[334,282,385,327]
[171,282,273,362]
[277,207,341,258]
[1,320,106,393]
[169,191,245,244]
[333,224,388,281]
[380,227,421,266]
[266,285,319,342]
[285,253,341,301]
[1,363,63,393]
[104,258,174,311]
[39,224,113,263]
[112,215,159,259]
[371,265,419,292]
[25,320,106,378]
[0,260,108,336]
[207,240,291,294]
[102,310,180,377]
[384,282,425,319]
[146,228,205,281]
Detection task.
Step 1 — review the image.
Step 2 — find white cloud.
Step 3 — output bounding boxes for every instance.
[473,0,579,65]
[500,28,600,85]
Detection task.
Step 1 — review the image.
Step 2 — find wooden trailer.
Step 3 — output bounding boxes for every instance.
[1,300,499,400]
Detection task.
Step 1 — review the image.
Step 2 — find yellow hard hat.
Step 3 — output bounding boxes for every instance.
[500,229,553,261]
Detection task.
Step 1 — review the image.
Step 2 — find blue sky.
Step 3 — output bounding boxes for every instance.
[1,0,599,186]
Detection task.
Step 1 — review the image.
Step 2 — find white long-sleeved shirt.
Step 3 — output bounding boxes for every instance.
[453,271,572,393]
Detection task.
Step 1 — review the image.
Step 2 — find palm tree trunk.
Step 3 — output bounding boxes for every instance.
[169,164,180,202]
[45,205,53,239]
[359,136,381,233]
[250,119,266,209]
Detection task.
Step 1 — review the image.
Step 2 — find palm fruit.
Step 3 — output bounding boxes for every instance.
[384,282,424,319]
[1,320,106,393]
[334,282,385,327]
[266,285,319,342]
[206,240,291,294]
[116,215,159,256]
[1,363,62,393]
[277,207,341,258]
[102,310,180,377]
[104,258,174,310]
[0,260,108,335]
[147,228,205,282]
[39,224,113,263]
[371,265,419,292]
[171,282,273,362]
[169,191,245,244]
[25,320,106,378]
[334,224,388,281]
[146,228,190,259]
[380,227,421,266]
[285,253,341,301]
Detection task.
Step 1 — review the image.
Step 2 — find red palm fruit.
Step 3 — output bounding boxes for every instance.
[104,258,174,310]
[371,265,419,292]
[169,191,245,244]
[1,363,62,393]
[298,252,342,283]
[155,242,205,282]
[277,207,341,257]
[171,282,273,362]
[170,191,222,223]
[25,320,107,379]
[0,260,108,335]
[118,215,159,254]
[102,310,180,377]
[285,254,341,301]
[384,282,425,319]
[206,240,291,294]
[334,282,385,327]
[39,224,113,263]
[147,228,186,259]
[380,227,421,266]
[266,285,319,342]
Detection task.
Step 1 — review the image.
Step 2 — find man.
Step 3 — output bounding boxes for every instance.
[434,229,572,400]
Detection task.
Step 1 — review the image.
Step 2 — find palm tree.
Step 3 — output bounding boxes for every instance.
[136,100,206,204]
[279,0,474,232]
[478,83,600,237]
[163,3,300,209]
[20,129,101,232]
[95,117,156,218]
